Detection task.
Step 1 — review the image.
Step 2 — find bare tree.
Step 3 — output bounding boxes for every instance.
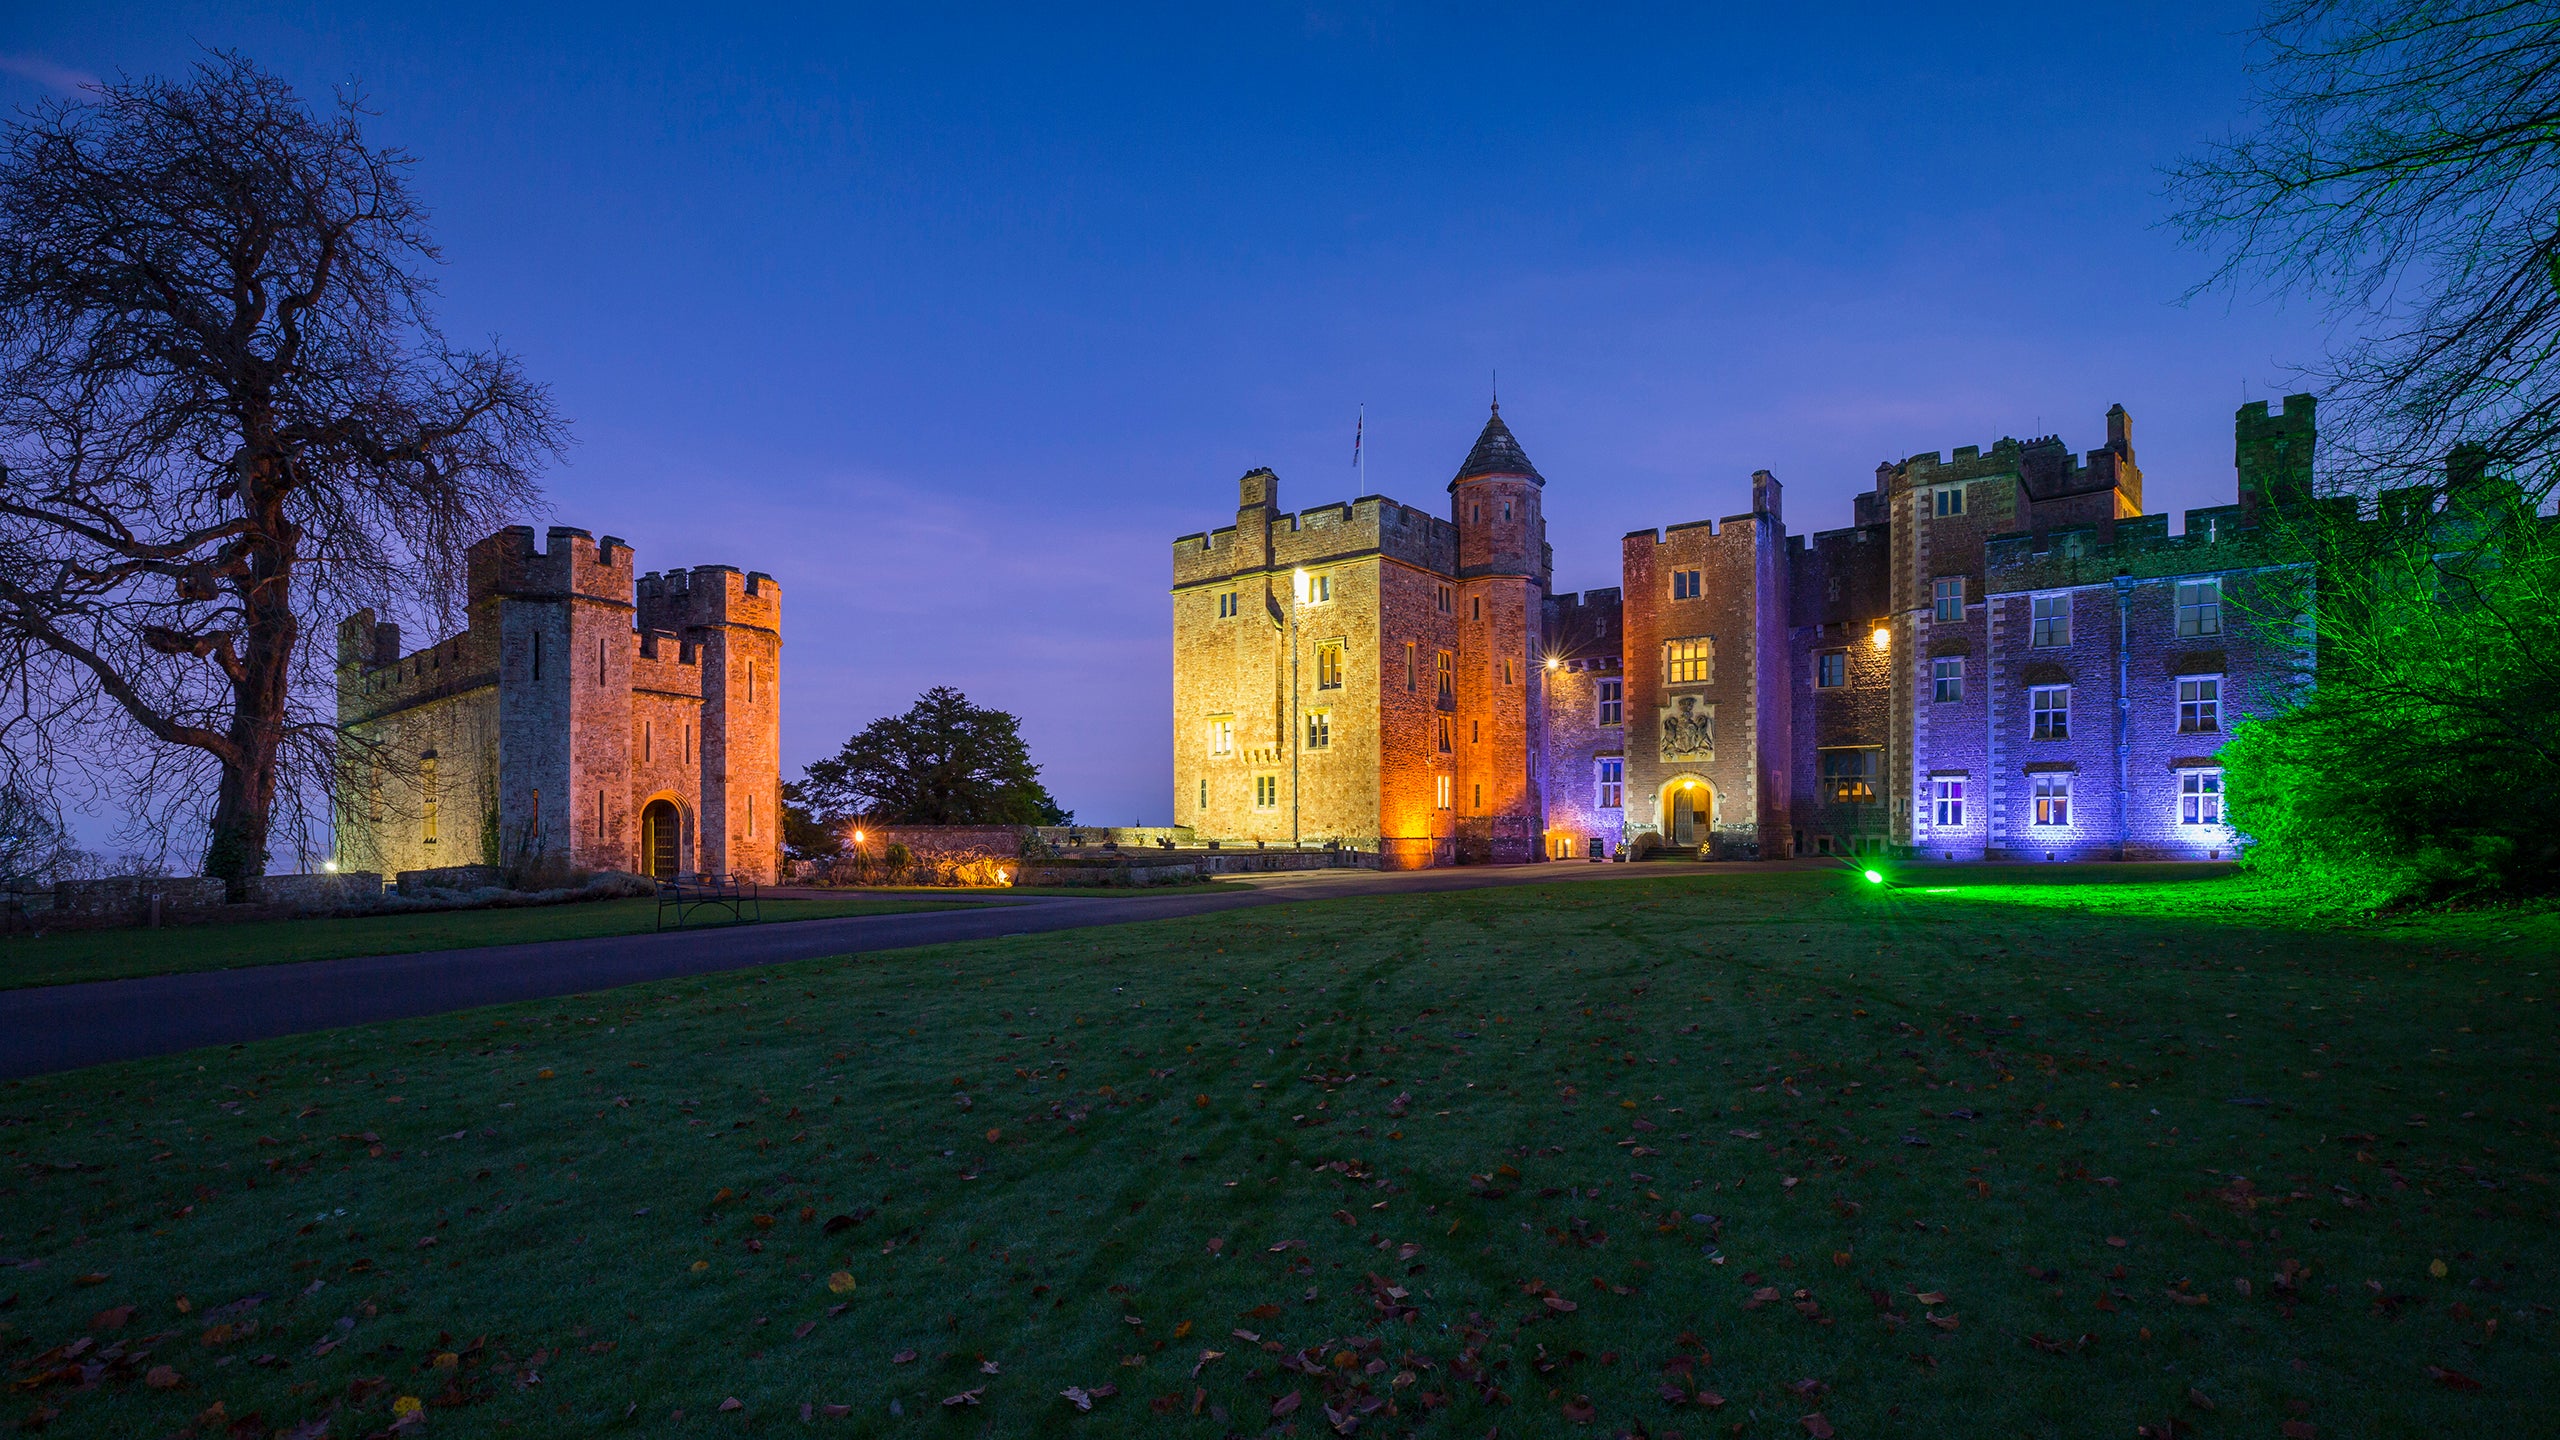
[2170,0,2560,508]
[0,52,565,896]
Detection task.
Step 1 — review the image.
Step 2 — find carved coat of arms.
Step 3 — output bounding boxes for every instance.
[1659,696,1715,761]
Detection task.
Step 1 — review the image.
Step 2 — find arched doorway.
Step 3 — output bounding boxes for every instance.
[1660,777,1714,847]
[640,799,682,880]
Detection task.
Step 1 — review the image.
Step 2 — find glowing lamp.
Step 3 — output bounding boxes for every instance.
[1683,779,1697,791]
[323,860,338,873]
[1864,869,1885,884]
[1870,626,1891,651]
[1544,655,1559,670]
[853,829,865,845]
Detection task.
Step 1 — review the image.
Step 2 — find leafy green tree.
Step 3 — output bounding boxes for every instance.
[778,779,844,865]
[2226,485,2560,903]
[800,687,1069,827]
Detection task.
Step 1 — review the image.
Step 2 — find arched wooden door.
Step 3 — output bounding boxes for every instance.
[641,800,681,880]
[1669,787,1698,846]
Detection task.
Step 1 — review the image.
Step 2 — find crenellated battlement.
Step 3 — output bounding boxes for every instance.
[1981,504,2302,592]
[636,564,782,634]
[1171,491,1458,587]
[466,525,634,608]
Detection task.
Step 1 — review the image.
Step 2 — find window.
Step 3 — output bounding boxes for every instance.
[2179,769,2224,824]
[1217,591,1238,618]
[597,636,607,685]
[1597,758,1624,809]
[746,659,757,703]
[1930,777,1965,828]
[1672,569,1701,601]
[1198,778,1207,809]
[2030,685,2069,739]
[1597,677,1623,725]
[1471,720,1481,744]
[1471,596,1482,620]
[2178,676,2222,733]
[643,719,653,763]
[1933,577,1965,623]
[1502,501,1513,521]
[684,723,693,764]
[1404,642,1416,692]
[1820,749,1878,805]
[1826,575,1842,603]
[1305,709,1331,750]
[1500,658,1514,685]
[530,632,542,680]
[1932,657,1964,703]
[1207,715,1234,757]
[1933,485,1965,517]
[1254,774,1279,811]
[421,752,439,844]
[1315,642,1343,690]
[2031,593,2072,648]
[2032,773,2070,825]
[1435,775,1452,810]
[1664,636,1713,685]
[2175,578,2222,638]
[1435,715,1453,752]
[1472,783,1483,809]
[1816,651,1847,688]
[1435,583,1453,614]
[1435,650,1453,702]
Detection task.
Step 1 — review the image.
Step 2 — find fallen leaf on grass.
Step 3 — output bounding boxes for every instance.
[1271,1390,1301,1417]
[2426,1365,2484,1391]
[1802,1415,1835,1439]
[827,1272,856,1295]
[719,1398,742,1412]
[143,1366,182,1389]
[1914,1291,1948,1306]
[891,1350,917,1365]
[90,1306,134,1331]
[942,1388,983,1407]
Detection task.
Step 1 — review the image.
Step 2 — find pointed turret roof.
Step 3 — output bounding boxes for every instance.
[1449,402,1544,489]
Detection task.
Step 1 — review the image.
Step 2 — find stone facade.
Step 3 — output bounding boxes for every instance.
[1173,395,2324,865]
[335,525,782,884]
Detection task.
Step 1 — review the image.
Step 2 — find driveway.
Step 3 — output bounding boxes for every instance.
[0,859,1824,1078]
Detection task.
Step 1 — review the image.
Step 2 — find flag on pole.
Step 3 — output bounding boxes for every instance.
[1351,406,1363,471]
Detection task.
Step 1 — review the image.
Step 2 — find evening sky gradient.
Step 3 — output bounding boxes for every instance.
[2,3,2328,831]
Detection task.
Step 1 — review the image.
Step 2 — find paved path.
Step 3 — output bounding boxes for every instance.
[0,861,1821,1079]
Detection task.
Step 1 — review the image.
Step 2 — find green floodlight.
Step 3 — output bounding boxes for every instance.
[1863,869,1885,884]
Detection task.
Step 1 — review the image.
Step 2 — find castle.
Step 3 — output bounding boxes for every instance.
[1171,396,2317,866]
[334,525,783,884]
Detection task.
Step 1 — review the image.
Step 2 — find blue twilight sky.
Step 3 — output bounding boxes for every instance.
[3,3,2328,829]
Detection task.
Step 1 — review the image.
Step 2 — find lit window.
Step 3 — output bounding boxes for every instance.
[1435,775,1452,810]
[2179,769,2223,824]
[1255,774,1279,811]
[2032,773,2070,825]
[1672,569,1701,601]
[1305,709,1331,750]
[421,752,439,844]
[2030,686,2069,739]
[1435,650,1454,702]
[1404,642,1416,692]
[1933,485,1965,517]
[1931,777,1965,828]
[1315,642,1343,691]
[1933,577,1964,623]
[1820,749,1878,805]
[1207,716,1234,757]
[1597,678,1623,725]
[2031,593,2072,648]
[1597,758,1624,809]
[2179,676,2222,733]
[1932,657,1964,703]
[1664,636,1713,685]
[2176,578,2222,637]
[1816,651,1846,688]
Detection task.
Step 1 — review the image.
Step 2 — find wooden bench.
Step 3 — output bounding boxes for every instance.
[656,873,762,932]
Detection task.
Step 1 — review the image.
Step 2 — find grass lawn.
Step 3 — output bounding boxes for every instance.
[2,867,2557,1438]
[0,895,975,991]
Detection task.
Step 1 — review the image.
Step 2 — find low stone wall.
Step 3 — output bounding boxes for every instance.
[396,864,504,896]
[1016,859,1207,887]
[855,827,1030,862]
[1032,825,1198,851]
[1192,848,1380,874]
[52,877,228,921]
[249,872,385,910]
